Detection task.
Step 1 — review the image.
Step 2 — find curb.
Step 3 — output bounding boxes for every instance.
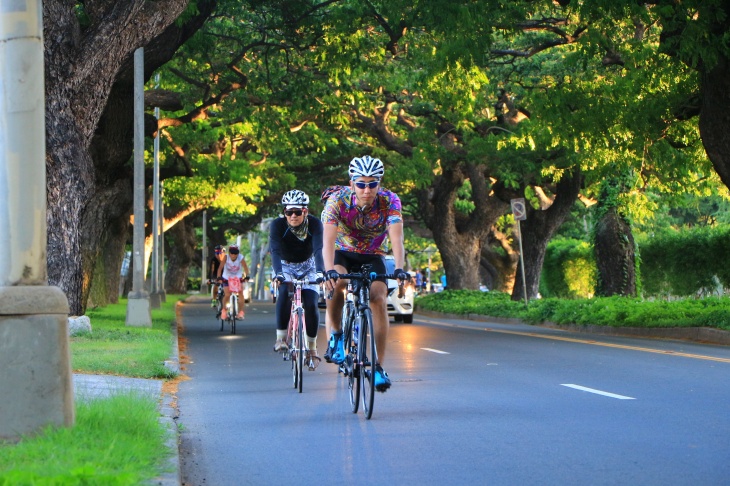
[150,302,183,486]
[416,309,730,346]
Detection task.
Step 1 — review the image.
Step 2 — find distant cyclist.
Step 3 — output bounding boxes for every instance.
[209,245,225,306]
[321,155,409,392]
[217,244,250,320]
[270,190,325,367]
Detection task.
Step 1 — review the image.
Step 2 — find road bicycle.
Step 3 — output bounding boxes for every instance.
[278,272,321,393]
[336,265,404,419]
[207,279,226,331]
[222,276,244,335]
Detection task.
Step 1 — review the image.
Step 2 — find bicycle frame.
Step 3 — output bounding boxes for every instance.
[336,264,402,419]
[223,277,243,335]
[280,272,320,393]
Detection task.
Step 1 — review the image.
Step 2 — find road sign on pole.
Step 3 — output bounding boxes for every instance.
[510,198,529,305]
[511,198,527,221]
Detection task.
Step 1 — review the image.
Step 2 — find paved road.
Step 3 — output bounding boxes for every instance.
[177,298,730,486]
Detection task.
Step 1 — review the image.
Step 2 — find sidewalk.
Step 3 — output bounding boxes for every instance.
[72,309,182,486]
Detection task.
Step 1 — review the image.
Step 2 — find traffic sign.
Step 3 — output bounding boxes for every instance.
[511,198,527,221]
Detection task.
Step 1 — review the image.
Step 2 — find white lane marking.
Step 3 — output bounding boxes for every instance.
[421,348,450,354]
[561,384,635,400]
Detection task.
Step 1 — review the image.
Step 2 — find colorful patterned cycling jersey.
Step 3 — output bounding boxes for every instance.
[321,186,402,255]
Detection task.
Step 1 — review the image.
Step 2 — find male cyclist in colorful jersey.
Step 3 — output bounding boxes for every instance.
[321,155,409,392]
[269,190,326,367]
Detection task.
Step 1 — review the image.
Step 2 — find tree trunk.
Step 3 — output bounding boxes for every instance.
[44,0,193,315]
[594,208,636,297]
[511,169,582,301]
[699,55,730,192]
[165,215,199,293]
[481,228,519,293]
[87,212,130,308]
[418,162,509,290]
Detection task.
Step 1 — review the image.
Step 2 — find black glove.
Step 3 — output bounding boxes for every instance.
[394,268,410,282]
[326,270,339,282]
[315,272,325,284]
[274,273,286,284]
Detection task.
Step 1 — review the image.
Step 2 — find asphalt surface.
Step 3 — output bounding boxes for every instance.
[174,297,730,486]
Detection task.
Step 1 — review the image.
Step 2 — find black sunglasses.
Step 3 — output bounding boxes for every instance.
[285,209,303,217]
[354,180,379,189]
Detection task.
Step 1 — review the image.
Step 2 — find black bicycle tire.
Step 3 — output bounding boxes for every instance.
[297,309,304,393]
[231,297,238,335]
[218,299,224,331]
[361,308,376,419]
[343,302,359,413]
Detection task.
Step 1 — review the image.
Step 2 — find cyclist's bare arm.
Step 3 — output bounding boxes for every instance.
[387,222,406,271]
[323,223,338,294]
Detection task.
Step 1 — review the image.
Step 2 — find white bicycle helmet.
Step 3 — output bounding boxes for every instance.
[281,189,309,206]
[348,155,384,180]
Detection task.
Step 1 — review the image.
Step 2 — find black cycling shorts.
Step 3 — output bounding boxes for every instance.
[334,251,387,283]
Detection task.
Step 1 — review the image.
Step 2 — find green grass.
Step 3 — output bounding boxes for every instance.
[416,290,730,330]
[72,297,184,378]
[0,394,172,485]
[0,295,186,485]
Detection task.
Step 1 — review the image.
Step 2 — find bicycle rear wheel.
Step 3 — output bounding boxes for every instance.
[217,299,224,331]
[230,298,237,335]
[360,308,376,419]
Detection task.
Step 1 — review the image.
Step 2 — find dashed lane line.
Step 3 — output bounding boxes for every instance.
[561,384,635,400]
[421,348,450,354]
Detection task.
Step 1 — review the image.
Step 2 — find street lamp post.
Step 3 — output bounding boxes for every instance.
[150,74,161,309]
[125,47,151,326]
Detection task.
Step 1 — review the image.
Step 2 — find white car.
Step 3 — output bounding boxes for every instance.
[384,256,415,323]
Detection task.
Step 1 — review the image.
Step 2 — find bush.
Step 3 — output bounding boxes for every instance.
[540,238,596,299]
[187,277,202,291]
[638,226,730,297]
[416,290,730,330]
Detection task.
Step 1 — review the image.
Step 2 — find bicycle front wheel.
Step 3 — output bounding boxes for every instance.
[360,308,376,419]
[296,310,304,393]
[342,303,359,413]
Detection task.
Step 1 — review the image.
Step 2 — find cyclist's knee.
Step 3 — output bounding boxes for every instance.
[370,289,387,305]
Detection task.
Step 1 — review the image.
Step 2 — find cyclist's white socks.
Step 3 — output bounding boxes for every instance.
[276,329,287,340]
[307,337,317,352]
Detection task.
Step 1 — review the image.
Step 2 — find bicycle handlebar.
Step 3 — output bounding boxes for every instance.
[283,279,322,286]
[333,272,407,298]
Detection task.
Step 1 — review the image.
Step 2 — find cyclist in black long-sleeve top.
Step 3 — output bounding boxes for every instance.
[270,190,325,367]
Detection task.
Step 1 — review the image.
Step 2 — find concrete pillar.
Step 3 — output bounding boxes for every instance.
[125,47,151,326]
[0,0,74,439]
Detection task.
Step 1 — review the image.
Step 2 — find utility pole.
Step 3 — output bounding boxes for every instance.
[201,210,207,293]
[0,0,74,439]
[158,181,166,302]
[125,47,151,326]
[150,73,161,309]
